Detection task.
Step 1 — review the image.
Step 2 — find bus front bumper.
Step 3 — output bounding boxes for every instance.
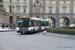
[17,29,30,34]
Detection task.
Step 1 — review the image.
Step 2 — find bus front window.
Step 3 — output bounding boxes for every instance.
[21,20,30,27]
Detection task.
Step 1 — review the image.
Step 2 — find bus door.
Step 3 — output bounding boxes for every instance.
[34,21,40,31]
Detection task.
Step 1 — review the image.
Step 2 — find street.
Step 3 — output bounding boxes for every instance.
[0,31,75,50]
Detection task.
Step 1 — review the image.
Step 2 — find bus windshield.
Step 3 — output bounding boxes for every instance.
[21,20,30,27]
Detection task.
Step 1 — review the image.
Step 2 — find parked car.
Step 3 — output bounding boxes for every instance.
[68,24,75,27]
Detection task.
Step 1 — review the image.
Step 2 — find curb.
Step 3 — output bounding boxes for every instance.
[0,30,16,32]
[42,31,75,40]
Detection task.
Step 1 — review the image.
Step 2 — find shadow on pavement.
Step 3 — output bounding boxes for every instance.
[17,31,40,35]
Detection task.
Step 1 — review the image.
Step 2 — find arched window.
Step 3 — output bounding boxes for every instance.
[10,16,13,23]
[59,17,69,26]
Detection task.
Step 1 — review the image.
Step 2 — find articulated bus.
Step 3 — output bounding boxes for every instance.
[17,17,49,34]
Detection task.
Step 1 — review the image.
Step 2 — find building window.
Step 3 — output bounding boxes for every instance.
[24,8,26,13]
[9,6,11,12]
[49,8,52,13]
[10,16,13,23]
[63,8,67,14]
[23,7,26,13]
[35,6,39,13]
[9,5,14,13]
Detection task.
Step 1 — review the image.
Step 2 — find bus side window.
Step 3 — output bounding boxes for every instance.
[45,22,49,26]
[45,22,47,26]
[31,20,34,26]
[47,22,49,26]
[36,21,40,26]
[41,22,45,26]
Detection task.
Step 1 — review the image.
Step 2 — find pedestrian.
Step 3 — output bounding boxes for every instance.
[2,24,5,29]
[6,25,8,28]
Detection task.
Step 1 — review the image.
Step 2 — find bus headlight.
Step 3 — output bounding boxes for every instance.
[28,27,34,31]
[16,27,20,31]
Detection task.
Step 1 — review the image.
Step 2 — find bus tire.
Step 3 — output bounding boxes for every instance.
[21,32,24,35]
[37,30,40,32]
[31,29,35,33]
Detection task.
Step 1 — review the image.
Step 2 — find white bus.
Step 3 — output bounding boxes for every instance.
[17,17,49,34]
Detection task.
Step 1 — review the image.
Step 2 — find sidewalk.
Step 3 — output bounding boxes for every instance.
[42,31,75,40]
[0,27,16,32]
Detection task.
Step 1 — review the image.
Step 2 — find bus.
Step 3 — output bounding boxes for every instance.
[17,17,49,34]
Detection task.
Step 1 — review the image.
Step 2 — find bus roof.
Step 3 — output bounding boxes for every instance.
[31,17,41,21]
[17,17,49,22]
[41,20,49,22]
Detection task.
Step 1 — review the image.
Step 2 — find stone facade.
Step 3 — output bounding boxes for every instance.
[30,0,75,27]
[0,0,75,27]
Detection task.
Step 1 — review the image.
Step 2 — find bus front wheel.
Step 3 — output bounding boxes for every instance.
[21,32,25,35]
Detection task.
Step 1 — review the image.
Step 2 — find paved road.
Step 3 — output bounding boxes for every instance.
[0,31,75,50]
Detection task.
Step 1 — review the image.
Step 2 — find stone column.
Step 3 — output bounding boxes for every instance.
[13,16,17,25]
[20,6,23,13]
[42,0,45,19]
[1,15,4,24]
[0,14,2,26]
[7,16,10,25]
[14,5,16,13]
[70,0,73,14]
[70,0,74,24]
[4,15,6,25]
[5,15,9,25]
[56,0,59,14]
[29,0,33,17]
[56,0,59,27]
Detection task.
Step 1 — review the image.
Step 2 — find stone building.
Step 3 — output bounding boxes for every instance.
[0,0,30,26]
[0,0,75,27]
[0,1,9,26]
